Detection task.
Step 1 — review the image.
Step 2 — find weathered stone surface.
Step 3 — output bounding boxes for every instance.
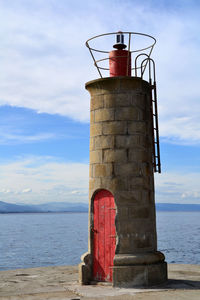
[128,206,150,219]
[90,123,102,136]
[104,93,132,108]
[129,176,145,187]
[116,135,140,148]
[132,93,146,108]
[128,149,147,162]
[90,95,104,110]
[141,162,152,176]
[89,137,95,151]
[115,107,138,120]
[90,150,102,164]
[95,108,115,122]
[103,94,116,108]
[94,135,115,149]
[113,262,167,287]
[102,121,127,135]
[82,77,166,287]
[100,177,128,192]
[79,252,92,285]
[114,252,165,266]
[103,149,127,163]
[114,162,139,176]
[90,110,95,123]
[128,121,147,134]
[93,163,113,177]
[115,190,141,204]
[89,165,93,178]
[141,189,151,203]
[89,178,101,190]
[124,220,156,236]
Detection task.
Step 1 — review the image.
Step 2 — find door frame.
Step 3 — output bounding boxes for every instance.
[90,189,116,282]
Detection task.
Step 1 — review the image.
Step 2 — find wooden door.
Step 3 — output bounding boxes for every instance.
[93,189,116,282]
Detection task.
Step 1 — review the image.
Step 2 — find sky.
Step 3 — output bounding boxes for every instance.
[0,0,200,204]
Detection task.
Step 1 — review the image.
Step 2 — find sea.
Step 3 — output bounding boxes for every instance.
[0,211,199,271]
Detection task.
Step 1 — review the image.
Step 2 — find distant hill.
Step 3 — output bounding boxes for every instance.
[36,202,88,212]
[0,201,41,213]
[0,201,200,213]
[156,203,200,212]
[0,201,88,213]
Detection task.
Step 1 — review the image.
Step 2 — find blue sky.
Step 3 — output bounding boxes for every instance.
[0,0,200,204]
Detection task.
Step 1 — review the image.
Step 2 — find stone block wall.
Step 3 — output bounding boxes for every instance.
[87,77,157,255]
[80,77,167,287]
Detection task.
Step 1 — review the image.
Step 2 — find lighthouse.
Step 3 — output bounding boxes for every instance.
[79,31,167,287]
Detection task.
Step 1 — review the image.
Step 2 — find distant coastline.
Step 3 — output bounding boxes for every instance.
[1,200,200,213]
[0,201,88,213]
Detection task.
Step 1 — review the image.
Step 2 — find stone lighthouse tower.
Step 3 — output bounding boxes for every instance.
[79,31,167,287]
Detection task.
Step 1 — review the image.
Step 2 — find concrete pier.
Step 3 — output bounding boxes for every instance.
[0,264,200,299]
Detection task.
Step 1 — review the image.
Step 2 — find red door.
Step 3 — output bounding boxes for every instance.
[93,189,116,282]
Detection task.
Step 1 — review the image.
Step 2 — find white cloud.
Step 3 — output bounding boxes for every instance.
[0,155,200,204]
[71,190,80,194]
[21,188,32,194]
[155,171,200,204]
[0,131,58,145]
[0,156,89,204]
[0,0,199,143]
[0,189,11,194]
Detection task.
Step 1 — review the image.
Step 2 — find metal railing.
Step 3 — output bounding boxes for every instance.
[86,31,156,78]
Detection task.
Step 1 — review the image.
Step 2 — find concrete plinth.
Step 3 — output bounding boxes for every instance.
[113,262,167,287]
[113,252,167,287]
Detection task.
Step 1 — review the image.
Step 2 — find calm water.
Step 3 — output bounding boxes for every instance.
[0,212,199,271]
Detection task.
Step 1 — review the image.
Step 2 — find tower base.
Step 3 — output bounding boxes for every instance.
[113,262,167,287]
[113,252,167,287]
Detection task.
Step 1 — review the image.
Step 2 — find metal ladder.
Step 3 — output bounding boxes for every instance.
[151,80,161,173]
[139,57,161,173]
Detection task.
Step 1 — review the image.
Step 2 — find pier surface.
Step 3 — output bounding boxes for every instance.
[0,264,200,299]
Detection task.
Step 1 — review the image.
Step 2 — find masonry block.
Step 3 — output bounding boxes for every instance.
[89,165,93,178]
[128,149,147,162]
[103,121,127,135]
[94,135,115,149]
[90,150,102,164]
[90,95,104,110]
[89,178,101,191]
[114,162,139,176]
[115,190,141,204]
[90,123,102,137]
[104,93,131,108]
[115,107,138,121]
[128,121,147,134]
[104,149,127,163]
[95,108,115,122]
[93,163,113,177]
[100,177,128,191]
[116,135,140,148]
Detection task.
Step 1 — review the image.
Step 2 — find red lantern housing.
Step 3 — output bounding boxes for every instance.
[109,31,131,77]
